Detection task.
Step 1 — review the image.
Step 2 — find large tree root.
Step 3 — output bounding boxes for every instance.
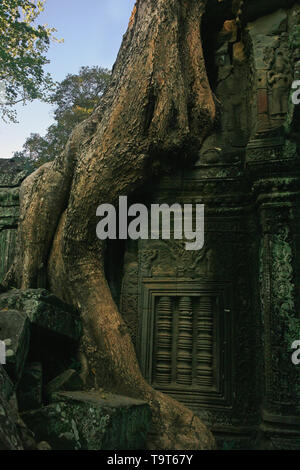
[6,0,216,449]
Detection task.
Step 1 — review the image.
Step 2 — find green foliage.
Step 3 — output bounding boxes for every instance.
[13,132,51,168]
[0,0,60,122]
[48,66,111,154]
[14,66,111,167]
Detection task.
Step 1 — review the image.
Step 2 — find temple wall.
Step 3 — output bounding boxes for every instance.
[0,159,30,283]
[118,4,300,449]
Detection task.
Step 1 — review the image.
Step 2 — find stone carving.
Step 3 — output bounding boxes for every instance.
[196,18,248,167]
[268,225,298,405]
[139,240,219,279]
[155,297,172,385]
[176,297,193,386]
[290,24,300,65]
[120,258,139,346]
[196,296,214,388]
[267,50,292,121]
[140,279,232,417]
[140,249,158,275]
[153,295,216,389]
[294,59,300,80]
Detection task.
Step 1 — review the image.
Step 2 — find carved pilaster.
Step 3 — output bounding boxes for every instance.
[176,296,193,385]
[196,296,214,388]
[155,296,172,385]
[256,177,300,448]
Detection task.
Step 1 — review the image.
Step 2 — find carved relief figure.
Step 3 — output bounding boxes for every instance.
[267,50,292,121]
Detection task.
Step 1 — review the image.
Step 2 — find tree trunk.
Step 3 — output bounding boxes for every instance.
[6,0,216,449]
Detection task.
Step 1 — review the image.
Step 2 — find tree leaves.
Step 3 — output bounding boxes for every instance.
[0,0,60,122]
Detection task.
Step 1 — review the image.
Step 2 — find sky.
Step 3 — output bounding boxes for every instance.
[0,0,136,158]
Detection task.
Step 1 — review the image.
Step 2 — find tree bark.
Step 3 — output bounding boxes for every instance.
[6,0,216,449]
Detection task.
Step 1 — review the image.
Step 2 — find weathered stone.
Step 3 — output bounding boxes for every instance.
[22,391,151,450]
[0,365,13,402]
[0,159,31,283]
[8,393,37,450]
[0,370,23,450]
[0,289,82,384]
[0,309,30,384]
[247,9,287,36]
[0,289,82,342]
[45,369,84,400]
[0,399,23,449]
[18,362,43,411]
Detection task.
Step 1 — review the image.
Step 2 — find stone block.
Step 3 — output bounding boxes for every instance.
[0,289,82,343]
[17,362,43,411]
[0,309,30,384]
[22,391,151,450]
[0,366,23,450]
[0,365,13,402]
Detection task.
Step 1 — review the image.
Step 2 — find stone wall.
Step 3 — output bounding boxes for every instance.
[0,159,30,283]
[117,3,300,450]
